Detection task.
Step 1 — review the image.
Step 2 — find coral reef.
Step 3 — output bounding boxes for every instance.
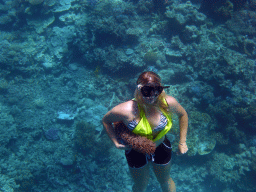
[207,144,256,191]
[209,152,239,183]
[0,0,255,191]
[226,10,256,36]
[74,121,112,159]
[178,110,217,156]
[200,0,247,21]
[44,128,59,140]
[28,0,44,5]
[144,50,158,64]
[166,1,206,25]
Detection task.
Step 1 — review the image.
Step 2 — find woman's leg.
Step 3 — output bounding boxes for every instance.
[129,163,150,192]
[152,162,176,192]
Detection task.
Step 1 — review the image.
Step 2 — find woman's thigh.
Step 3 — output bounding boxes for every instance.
[152,162,171,183]
[129,163,150,185]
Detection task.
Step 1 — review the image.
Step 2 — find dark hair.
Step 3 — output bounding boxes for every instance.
[136,71,161,85]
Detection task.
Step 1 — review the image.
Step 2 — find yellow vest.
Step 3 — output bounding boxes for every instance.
[132,98,172,142]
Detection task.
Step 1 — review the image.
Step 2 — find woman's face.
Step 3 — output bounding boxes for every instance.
[142,95,158,105]
[139,83,162,105]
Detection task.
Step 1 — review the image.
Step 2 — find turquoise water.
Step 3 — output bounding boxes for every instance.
[0,0,255,191]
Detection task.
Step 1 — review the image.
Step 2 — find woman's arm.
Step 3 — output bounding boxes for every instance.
[166,96,188,154]
[102,103,131,150]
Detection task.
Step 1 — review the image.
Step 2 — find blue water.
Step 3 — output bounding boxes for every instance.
[0,0,255,191]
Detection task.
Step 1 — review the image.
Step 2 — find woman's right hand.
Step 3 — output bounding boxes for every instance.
[115,143,131,150]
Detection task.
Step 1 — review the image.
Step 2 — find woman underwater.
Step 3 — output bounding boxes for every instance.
[102,71,188,192]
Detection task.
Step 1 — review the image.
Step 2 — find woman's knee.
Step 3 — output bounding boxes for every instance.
[131,173,149,192]
[129,164,150,192]
[158,178,176,192]
[169,178,176,192]
[153,162,171,183]
[132,182,148,192]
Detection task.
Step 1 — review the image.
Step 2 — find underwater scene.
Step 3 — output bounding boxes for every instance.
[0,0,255,191]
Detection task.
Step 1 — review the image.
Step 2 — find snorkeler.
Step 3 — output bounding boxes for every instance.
[102,71,188,192]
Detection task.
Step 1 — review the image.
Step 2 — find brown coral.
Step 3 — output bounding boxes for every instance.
[114,122,156,155]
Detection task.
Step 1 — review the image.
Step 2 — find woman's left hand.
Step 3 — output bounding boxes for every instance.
[178,142,188,154]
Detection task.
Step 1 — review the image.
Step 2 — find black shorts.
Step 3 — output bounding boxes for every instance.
[125,137,172,169]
